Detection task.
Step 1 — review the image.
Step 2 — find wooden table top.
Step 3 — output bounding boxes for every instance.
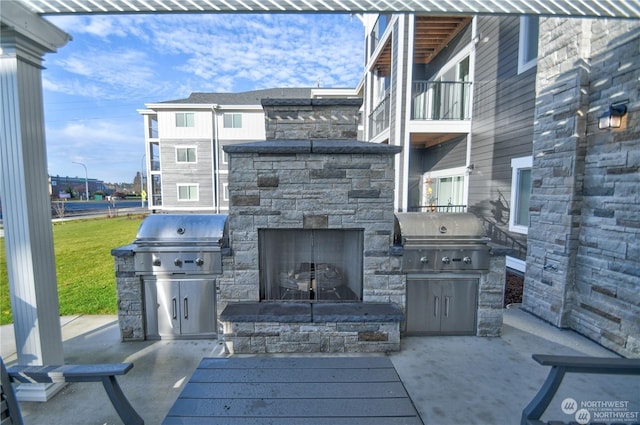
[162,356,423,424]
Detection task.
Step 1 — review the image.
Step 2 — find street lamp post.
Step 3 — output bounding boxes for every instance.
[72,161,89,201]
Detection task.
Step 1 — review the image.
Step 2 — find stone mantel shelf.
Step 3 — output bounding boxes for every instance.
[219,302,404,323]
[222,140,403,155]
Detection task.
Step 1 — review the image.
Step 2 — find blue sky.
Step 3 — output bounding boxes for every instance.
[42,13,364,184]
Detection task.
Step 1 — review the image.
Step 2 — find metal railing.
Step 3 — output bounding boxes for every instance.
[406,204,467,213]
[411,81,471,120]
[369,91,390,138]
[475,214,527,260]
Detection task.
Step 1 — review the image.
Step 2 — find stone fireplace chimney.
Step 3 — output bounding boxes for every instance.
[217,98,404,354]
[261,98,361,140]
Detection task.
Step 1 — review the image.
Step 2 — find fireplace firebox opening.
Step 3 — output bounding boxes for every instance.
[259,229,363,302]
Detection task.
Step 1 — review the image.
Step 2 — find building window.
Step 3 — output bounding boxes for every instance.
[176,146,197,163]
[223,113,242,128]
[518,16,539,74]
[510,156,533,234]
[421,168,467,212]
[177,184,199,201]
[223,183,229,201]
[175,112,195,127]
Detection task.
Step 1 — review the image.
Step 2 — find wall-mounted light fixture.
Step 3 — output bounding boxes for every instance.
[598,103,627,130]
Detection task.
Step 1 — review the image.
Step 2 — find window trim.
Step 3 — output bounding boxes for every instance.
[177,183,199,201]
[222,182,229,201]
[175,146,197,163]
[518,16,539,74]
[175,112,195,128]
[509,156,533,234]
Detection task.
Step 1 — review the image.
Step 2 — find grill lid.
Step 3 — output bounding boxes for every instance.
[135,214,228,245]
[394,212,488,243]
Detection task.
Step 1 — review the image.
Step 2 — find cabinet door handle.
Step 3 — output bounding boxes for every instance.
[434,296,439,317]
[184,297,188,319]
[444,296,450,317]
[172,298,177,320]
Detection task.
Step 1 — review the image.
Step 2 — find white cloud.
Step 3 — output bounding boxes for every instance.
[46,120,143,183]
[42,13,364,182]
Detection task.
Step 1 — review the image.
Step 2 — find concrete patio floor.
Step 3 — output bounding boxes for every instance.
[2,307,638,425]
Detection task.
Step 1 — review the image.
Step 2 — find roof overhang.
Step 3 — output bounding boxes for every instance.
[14,0,640,18]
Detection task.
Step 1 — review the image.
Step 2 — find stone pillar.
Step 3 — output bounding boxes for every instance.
[522,18,591,327]
[0,2,71,400]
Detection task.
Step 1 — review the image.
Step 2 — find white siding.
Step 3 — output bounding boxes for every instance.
[217,110,266,140]
[157,110,213,139]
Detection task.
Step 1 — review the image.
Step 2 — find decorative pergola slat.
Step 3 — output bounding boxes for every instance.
[16,0,640,18]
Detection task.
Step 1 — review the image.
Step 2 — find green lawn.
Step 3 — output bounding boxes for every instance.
[0,215,145,325]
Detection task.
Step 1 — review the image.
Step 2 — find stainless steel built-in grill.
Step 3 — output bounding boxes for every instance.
[134,214,228,275]
[394,213,491,335]
[394,212,490,272]
[133,214,228,339]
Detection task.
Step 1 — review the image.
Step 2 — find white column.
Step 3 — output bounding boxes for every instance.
[0,2,71,401]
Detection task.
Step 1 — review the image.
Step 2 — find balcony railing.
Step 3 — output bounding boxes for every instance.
[406,204,467,213]
[369,91,390,139]
[412,81,471,120]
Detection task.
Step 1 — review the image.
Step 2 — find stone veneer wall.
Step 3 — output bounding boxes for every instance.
[111,245,145,341]
[477,254,507,336]
[261,98,361,140]
[523,18,640,357]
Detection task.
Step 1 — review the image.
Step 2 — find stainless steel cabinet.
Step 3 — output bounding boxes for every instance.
[145,278,216,339]
[406,278,477,335]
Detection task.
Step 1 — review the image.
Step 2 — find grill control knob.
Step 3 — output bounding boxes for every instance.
[441,256,451,264]
[152,257,161,267]
[420,256,429,264]
[195,258,204,266]
[463,256,472,264]
[174,258,183,267]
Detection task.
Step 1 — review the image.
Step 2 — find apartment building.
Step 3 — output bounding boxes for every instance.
[138,87,358,212]
[360,14,639,357]
[361,14,538,273]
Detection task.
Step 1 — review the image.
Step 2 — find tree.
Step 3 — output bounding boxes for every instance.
[132,172,142,194]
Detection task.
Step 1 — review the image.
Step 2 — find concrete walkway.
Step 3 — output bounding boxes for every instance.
[2,307,638,425]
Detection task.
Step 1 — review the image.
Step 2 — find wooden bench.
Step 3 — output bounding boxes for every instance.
[1,358,143,425]
[521,354,640,425]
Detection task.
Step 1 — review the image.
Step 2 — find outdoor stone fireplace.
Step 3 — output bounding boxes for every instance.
[111,98,504,350]
[217,138,405,353]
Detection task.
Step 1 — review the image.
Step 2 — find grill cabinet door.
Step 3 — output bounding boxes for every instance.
[406,278,477,335]
[145,278,216,338]
[406,279,440,334]
[156,279,181,338]
[439,279,477,334]
[179,280,216,336]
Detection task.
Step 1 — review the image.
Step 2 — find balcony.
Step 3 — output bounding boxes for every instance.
[369,90,390,139]
[412,81,471,121]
